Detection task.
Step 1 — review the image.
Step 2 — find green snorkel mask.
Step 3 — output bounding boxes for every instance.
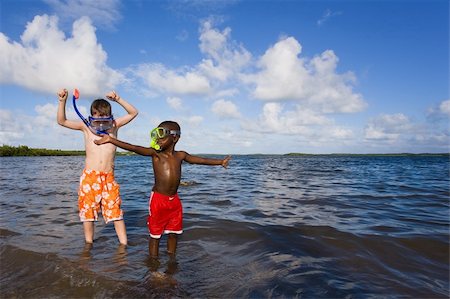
[150,127,181,151]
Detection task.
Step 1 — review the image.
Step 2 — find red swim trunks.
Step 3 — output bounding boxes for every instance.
[147,191,183,239]
[78,169,123,223]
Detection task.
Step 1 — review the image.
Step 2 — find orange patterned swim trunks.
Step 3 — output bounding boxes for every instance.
[78,169,123,223]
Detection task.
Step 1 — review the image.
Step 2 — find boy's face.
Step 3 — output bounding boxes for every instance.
[155,125,179,150]
[90,109,114,132]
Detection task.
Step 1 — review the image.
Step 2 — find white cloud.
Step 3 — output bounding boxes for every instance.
[439,99,450,116]
[44,0,122,30]
[134,63,211,96]
[0,15,124,96]
[211,99,240,119]
[363,111,449,152]
[240,102,357,151]
[0,102,88,148]
[198,20,252,82]
[246,37,366,113]
[131,22,365,119]
[247,102,334,134]
[427,99,450,124]
[364,113,412,141]
[132,20,252,97]
[167,96,183,111]
[7,13,446,153]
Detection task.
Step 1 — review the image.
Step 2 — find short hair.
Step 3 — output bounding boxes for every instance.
[90,99,111,116]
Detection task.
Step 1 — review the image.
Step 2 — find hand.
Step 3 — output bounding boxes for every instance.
[57,88,68,102]
[222,155,231,168]
[94,134,112,145]
[106,90,121,102]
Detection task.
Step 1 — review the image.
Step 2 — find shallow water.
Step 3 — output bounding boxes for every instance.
[0,155,449,298]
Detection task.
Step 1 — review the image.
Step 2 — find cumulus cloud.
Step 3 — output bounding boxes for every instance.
[131,21,365,122]
[245,37,366,113]
[198,20,252,82]
[0,14,123,96]
[211,99,241,119]
[246,102,353,140]
[130,20,252,98]
[133,63,211,96]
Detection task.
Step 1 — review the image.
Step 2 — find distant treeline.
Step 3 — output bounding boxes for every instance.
[285,153,449,157]
[0,145,85,156]
[1,145,448,157]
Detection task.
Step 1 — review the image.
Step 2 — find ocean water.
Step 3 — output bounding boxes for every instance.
[0,155,448,298]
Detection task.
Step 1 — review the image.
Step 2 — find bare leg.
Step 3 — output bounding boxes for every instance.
[149,237,160,258]
[83,221,94,243]
[167,233,178,256]
[114,220,127,245]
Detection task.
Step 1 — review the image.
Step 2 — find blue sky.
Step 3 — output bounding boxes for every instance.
[1,0,448,154]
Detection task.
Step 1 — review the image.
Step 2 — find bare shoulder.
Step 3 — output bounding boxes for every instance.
[175,150,188,159]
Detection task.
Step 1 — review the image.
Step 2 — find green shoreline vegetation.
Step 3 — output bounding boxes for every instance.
[1,145,448,157]
[0,145,132,157]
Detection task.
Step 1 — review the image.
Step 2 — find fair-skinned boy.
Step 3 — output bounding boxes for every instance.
[94,121,231,257]
[57,88,138,245]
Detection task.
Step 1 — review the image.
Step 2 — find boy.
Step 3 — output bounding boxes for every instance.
[57,88,138,245]
[94,121,231,257]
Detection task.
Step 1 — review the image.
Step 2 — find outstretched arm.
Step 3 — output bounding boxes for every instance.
[183,153,231,168]
[56,88,84,130]
[94,134,156,156]
[106,91,138,128]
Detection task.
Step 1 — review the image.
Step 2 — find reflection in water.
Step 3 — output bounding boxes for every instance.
[145,253,179,276]
[80,242,93,261]
[114,244,128,266]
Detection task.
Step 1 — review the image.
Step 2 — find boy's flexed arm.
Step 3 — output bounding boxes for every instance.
[182,152,231,168]
[56,88,85,130]
[105,91,138,128]
[94,135,155,156]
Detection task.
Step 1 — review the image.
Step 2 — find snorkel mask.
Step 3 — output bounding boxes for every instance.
[72,89,114,135]
[150,127,181,151]
[88,115,114,133]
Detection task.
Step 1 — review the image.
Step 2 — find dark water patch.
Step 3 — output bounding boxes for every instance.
[0,244,125,298]
[207,198,232,207]
[0,228,21,238]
